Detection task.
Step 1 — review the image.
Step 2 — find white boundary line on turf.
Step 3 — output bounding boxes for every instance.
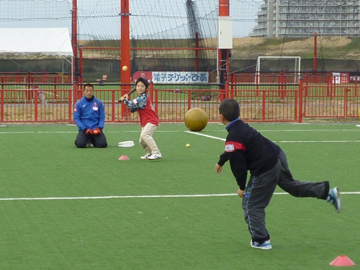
[184,131,360,143]
[0,192,358,201]
[185,131,225,141]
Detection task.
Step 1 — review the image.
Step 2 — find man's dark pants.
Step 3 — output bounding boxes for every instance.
[75,130,108,148]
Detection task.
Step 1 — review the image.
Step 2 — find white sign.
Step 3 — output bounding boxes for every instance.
[332,72,340,84]
[152,72,209,84]
[218,16,233,49]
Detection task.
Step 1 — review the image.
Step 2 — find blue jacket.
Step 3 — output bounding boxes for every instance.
[73,96,105,131]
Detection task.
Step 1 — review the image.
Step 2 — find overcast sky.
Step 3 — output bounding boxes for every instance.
[0,0,262,39]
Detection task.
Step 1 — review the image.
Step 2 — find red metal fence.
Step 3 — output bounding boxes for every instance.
[302,83,359,119]
[1,80,359,123]
[0,84,73,123]
[0,72,71,84]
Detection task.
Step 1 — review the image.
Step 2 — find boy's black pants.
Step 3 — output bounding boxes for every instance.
[242,149,329,243]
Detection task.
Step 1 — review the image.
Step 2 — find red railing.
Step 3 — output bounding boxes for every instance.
[0,72,71,84]
[231,72,332,85]
[0,84,73,123]
[302,84,359,119]
[1,80,359,123]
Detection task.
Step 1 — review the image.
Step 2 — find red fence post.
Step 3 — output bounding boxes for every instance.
[68,90,72,122]
[54,77,57,99]
[344,87,349,118]
[0,87,3,122]
[120,84,126,118]
[187,90,191,111]
[111,90,115,121]
[72,82,78,107]
[355,76,358,97]
[72,83,78,123]
[327,75,331,97]
[294,89,298,122]
[27,72,31,86]
[255,72,259,96]
[278,71,282,95]
[299,78,303,123]
[34,89,38,122]
[225,82,229,99]
[154,88,158,117]
[262,90,266,121]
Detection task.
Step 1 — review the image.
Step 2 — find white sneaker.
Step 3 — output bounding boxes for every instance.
[140,153,151,160]
[87,141,93,147]
[147,153,162,160]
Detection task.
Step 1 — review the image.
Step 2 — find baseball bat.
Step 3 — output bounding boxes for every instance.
[118,87,136,103]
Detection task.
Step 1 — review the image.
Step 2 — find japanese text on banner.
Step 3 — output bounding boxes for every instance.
[152,72,209,84]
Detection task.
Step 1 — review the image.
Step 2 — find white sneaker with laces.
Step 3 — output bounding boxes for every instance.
[140,153,151,160]
[147,153,162,160]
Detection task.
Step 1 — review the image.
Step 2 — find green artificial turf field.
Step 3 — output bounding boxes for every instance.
[0,123,359,270]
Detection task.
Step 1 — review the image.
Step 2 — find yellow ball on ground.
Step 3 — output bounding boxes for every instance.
[184,108,208,132]
[186,143,190,148]
[122,66,128,71]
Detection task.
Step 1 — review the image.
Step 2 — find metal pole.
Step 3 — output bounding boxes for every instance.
[120,0,131,118]
[218,0,229,90]
[313,32,317,72]
[72,0,78,84]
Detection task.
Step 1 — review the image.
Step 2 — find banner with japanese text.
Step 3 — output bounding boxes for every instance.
[152,71,209,84]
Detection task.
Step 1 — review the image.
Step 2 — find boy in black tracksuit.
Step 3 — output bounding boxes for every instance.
[215,99,341,250]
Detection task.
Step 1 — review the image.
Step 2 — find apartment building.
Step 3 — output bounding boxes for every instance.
[252,0,360,37]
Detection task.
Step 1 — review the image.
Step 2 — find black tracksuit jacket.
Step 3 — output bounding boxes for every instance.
[218,118,281,190]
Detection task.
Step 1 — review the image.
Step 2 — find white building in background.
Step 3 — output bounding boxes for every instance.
[252,0,360,37]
